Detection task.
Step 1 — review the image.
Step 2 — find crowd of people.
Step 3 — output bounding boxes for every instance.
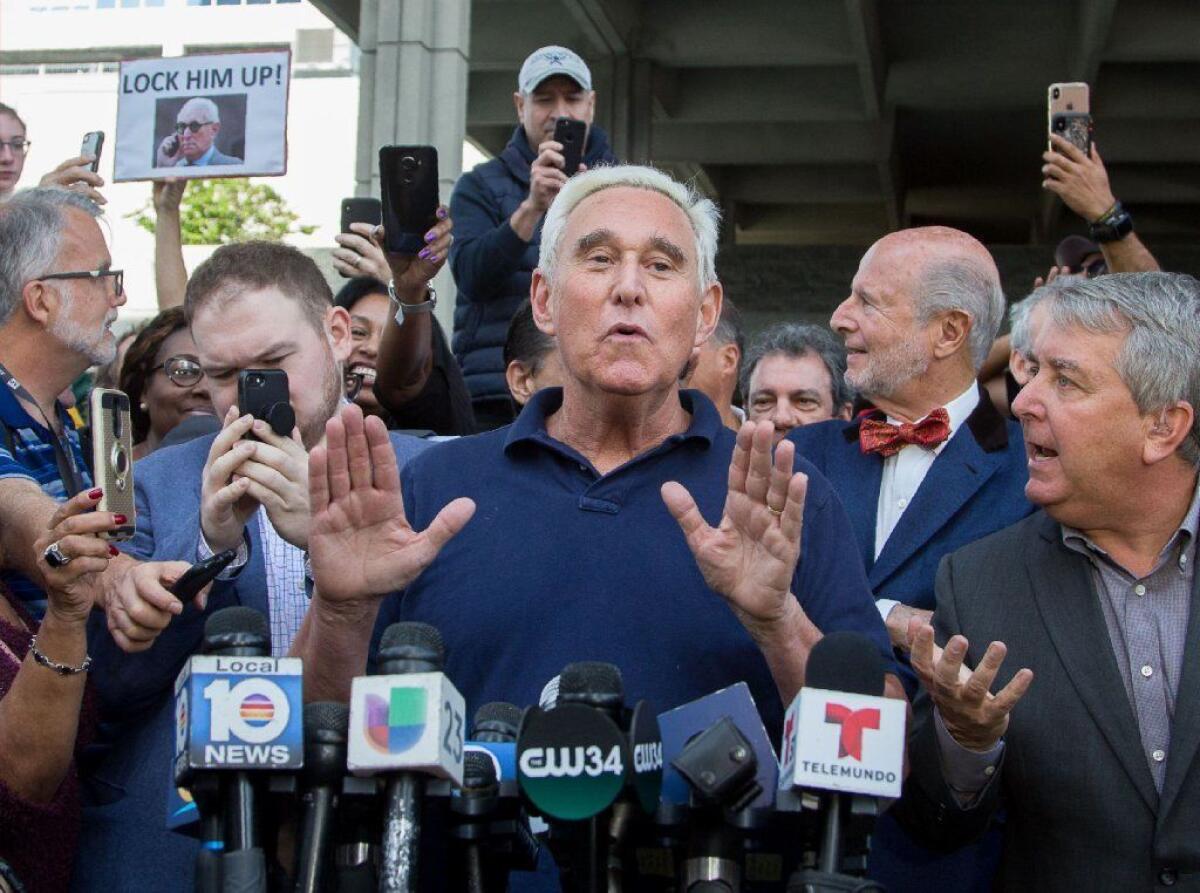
[0,40,1196,893]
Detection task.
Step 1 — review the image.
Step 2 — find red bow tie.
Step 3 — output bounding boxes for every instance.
[859,408,951,457]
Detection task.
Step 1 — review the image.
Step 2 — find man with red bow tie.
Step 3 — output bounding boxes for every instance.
[787,226,1034,892]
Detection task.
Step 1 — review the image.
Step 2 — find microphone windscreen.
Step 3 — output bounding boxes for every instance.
[472,702,521,741]
[462,749,498,792]
[538,676,560,710]
[203,605,270,655]
[805,631,886,696]
[303,701,350,743]
[378,621,445,670]
[558,661,624,712]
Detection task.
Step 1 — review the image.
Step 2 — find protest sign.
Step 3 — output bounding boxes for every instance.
[114,50,290,182]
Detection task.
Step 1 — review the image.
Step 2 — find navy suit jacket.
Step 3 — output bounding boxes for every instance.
[72,431,429,892]
[787,388,1033,667]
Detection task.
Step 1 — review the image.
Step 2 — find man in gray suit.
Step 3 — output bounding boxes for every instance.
[896,272,1200,891]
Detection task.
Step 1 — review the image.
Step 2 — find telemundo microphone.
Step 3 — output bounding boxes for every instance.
[346,622,465,893]
[293,702,348,893]
[174,606,303,893]
[778,631,903,892]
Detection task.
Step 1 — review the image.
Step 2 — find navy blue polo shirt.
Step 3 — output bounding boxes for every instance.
[0,383,92,619]
[373,387,893,741]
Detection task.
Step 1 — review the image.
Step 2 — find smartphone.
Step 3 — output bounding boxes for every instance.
[89,388,135,541]
[1048,83,1092,155]
[237,369,295,439]
[81,131,104,173]
[379,145,439,254]
[340,197,382,234]
[553,118,587,177]
[170,549,237,602]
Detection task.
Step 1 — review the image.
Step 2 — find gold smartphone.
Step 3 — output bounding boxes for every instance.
[1048,82,1092,154]
[89,388,136,540]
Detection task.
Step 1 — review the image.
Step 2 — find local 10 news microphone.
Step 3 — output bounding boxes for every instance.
[173,606,304,893]
[346,621,465,893]
[517,661,663,893]
[778,631,905,892]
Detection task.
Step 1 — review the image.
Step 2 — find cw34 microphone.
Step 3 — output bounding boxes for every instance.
[347,622,465,893]
[174,606,303,893]
[293,702,348,893]
[780,632,901,892]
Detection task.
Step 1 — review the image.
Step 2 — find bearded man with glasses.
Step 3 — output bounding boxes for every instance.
[155,97,242,168]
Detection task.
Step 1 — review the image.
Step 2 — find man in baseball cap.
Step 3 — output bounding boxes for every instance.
[448,45,619,429]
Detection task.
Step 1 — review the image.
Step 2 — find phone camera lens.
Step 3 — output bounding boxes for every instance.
[249,374,264,387]
[401,156,418,171]
[112,444,128,477]
[1054,119,1065,131]
[1052,88,1060,99]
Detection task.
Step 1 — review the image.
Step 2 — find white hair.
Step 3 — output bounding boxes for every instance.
[914,257,1006,372]
[179,97,220,123]
[538,164,720,292]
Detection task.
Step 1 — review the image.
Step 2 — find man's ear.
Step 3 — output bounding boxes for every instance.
[835,402,854,421]
[23,279,59,328]
[325,306,353,363]
[531,270,556,336]
[931,308,971,361]
[584,91,596,122]
[506,360,536,406]
[513,91,525,122]
[694,282,722,350]
[719,343,740,376]
[212,122,221,137]
[1144,402,1195,465]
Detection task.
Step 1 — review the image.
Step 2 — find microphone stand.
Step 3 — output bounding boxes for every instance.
[381,773,422,893]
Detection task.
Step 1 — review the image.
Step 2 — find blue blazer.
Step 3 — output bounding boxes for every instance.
[787,387,1033,621]
[72,431,430,892]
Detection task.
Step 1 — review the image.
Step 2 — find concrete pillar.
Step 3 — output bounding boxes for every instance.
[354,0,470,334]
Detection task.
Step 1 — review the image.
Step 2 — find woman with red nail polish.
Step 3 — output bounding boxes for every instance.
[0,487,120,892]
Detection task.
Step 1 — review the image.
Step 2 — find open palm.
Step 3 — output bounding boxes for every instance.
[662,421,808,631]
[308,405,475,601]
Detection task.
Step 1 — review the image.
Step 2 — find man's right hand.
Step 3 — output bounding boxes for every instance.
[156,134,182,168]
[104,559,198,653]
[308,404,475,605]
[152,178,187,214]
[38,155,105,204]
[909,619,1033,752]
[200,408,260,554]
[526,139,571,213]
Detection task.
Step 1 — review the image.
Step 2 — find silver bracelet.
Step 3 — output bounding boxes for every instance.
[29,634,92,676]
[387,279,437,327]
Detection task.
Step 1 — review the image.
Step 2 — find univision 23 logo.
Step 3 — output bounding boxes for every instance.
[363,686,464,761]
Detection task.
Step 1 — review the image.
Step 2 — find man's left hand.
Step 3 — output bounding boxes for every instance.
[662,420,810,643]
[1042,135,1117,222]
[233,420,311,549]
[104,559,198,653]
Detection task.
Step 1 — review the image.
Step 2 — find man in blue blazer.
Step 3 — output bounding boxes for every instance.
[787,226,1034,893]
[72,240,438,891]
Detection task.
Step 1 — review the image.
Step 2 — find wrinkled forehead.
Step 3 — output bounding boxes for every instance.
[177,100,213,123]
[564,186,696,261]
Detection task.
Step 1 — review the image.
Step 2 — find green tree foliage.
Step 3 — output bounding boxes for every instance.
[127,178,317,245]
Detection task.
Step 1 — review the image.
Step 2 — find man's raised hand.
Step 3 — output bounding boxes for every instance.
[661,420,808,641]
[908,618,1033,751]
[307,404,475,603]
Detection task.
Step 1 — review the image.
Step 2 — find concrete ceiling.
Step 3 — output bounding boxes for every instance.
[318,0,1200,247]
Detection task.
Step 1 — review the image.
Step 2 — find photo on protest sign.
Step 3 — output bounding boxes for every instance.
[114,50,290,182]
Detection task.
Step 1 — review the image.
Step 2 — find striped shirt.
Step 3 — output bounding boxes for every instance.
[0,384,92,619]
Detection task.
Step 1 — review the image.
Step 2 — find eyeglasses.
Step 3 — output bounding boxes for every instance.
[151,355,205,388]
[174,121,214,134]
[39,268,124,296]
[0,138,30,156]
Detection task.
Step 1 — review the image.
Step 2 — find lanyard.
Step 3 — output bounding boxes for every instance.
[0,361,86,497]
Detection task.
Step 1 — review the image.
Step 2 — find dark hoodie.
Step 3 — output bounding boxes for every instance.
[448,124,618,414]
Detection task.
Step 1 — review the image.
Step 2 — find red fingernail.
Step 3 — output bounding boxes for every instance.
[113,514,127,524]
[108,545,119,557]
[88,488,103,499]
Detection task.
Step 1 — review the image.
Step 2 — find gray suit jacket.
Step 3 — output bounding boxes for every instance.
[894,510,1200,892]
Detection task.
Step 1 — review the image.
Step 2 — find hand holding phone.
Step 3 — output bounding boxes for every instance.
[89,388,136,541]
[379,146,439,255]
[170,549,237,603]
[553,118,587,177]
[81,131,104,173]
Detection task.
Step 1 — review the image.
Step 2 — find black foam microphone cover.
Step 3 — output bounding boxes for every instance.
[472,702,522,742]
[805,631,886,696]
[558,661,624,714]
[377,621,445,674]
[202,605,270,656]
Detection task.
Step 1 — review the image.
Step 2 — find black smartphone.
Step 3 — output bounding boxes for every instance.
[379,145,439,254]
[170,549,238,602]
[81,131,104,173]
[553,118,587,176]
[237,369,295,438]
[340,196,382,234]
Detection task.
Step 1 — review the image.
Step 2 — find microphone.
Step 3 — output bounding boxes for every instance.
[293,702,348,893]
[174,606,303,893]
[467,701,521,797]
[449,750,501,893]
[347,622,465,893]
[779,632,901,891]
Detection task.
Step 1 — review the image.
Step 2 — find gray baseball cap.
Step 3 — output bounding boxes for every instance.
[518,45,592,94]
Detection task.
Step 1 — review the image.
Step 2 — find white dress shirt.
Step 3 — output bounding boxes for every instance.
[873,384,979,620]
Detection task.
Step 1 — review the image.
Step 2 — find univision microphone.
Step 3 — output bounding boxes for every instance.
[346,622,465,893]
[293,702,348,893]
[174,606,303,893]
[779,631,903,892]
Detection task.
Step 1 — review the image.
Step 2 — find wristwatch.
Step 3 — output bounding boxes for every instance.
[1089,201,1134,243]
[387,279,437,327]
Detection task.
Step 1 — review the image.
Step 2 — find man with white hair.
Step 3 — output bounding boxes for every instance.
[897,272,1200,890]
[156,96,241,168]
[294,164,900,741]
[786,226,1034,891]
